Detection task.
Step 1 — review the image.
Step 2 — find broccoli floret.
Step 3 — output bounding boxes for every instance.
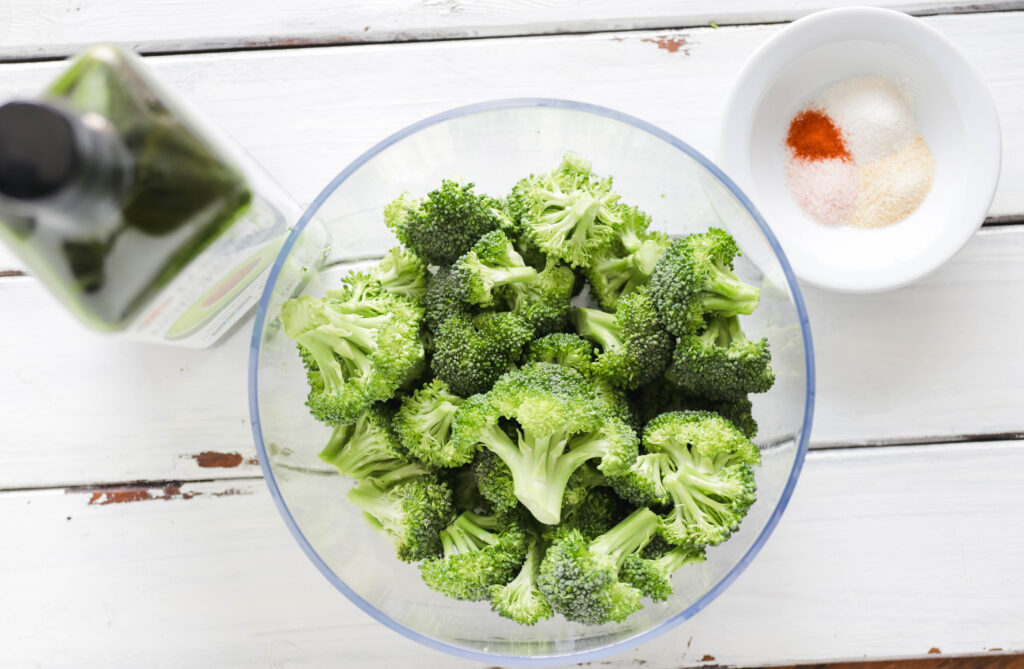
[643,411,761,548]
[472,448,519,514]
[560,464,608,518]
[514,153,623,268]
[649,228,761,336]
[319,404,410,479]
[608,451,674,507]
[328,247,428,306]
[420,511,529,601]
[384,180,505,266]
[620,544,706,602]
[431,312,533,397]
[630,375,759,437]
[537,507,660,624]
[555,485,622,542]
[522,332,595,374]
[572,289,673,391]
[669,315,774,400]
[423,266,472,334]
[452,230,539,306]
[586,206,671,310]
[464,363,638,524]
[394,379,477,467]
[489,538,554,626]
[281,293,424,425]
[501,259,575,336]
[347,469,455,562]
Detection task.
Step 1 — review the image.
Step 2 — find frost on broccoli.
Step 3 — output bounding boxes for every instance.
[384,180,506,266]
[537,507,660,625]
[420,510,529,601]
[572,288,673,391]
[513,153,624,268]
[281,293,424,425]
[649,228,761,336]
[669,315,775,400]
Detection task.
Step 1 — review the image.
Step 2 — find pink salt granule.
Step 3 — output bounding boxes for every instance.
[784,157,858,226]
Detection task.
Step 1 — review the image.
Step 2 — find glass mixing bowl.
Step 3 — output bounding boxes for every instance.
[249,99,815,665]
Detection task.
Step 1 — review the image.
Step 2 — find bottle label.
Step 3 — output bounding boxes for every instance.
[125,197,326,348]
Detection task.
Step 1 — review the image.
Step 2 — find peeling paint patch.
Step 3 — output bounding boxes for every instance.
[76,483,250,505]
[609,36,626,42]
[0,269,25,277]
[192,451,245,468]
[928,647,942,654]
[701,656,716,662]
[642,35,690,54]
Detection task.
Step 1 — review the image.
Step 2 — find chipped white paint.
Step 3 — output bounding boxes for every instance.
[0,0,1018,59]
[1,443,1021,667]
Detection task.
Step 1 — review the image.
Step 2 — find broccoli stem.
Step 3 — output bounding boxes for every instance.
[654,545,705,575]
[321,424,400,478]
[479,264,539,287]
[442,512,500,555]
[348,482,401,529]
[500,425,578,525]
[589,507,660,568]
[572,307,623,352]
[503,538,545,597]
[702,263,760,315]
[632,239,665,276]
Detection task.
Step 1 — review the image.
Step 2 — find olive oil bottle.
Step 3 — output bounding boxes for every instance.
[0,46,327,346]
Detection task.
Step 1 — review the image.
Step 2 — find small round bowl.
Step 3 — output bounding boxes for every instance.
[718,7,1001,293]
[249,99,815,665]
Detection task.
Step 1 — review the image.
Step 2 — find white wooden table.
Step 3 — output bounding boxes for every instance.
[2,3,1023,668]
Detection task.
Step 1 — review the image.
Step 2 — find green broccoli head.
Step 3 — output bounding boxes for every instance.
[489,537,554,626]
[586,206,671,311]
[554,485,622,542]
[384,180,506,266]
[669,315,774,400]
[630,374,759,438]
[537,507,660,625]
[607,451,675,507]
[460,363,639,525]
[514,153,624,268]
[472,447,519,514]
[452,229,539,307]
[572,289,673,391]
[619,544,706,602]
[423,266,472,334]
[431,312,533,397]
[372,246,428,303]
[319,404,410,479]
[394,379,480,468]
[420,510,530,601]
[281,293,425,425]
[522,332,595,375]
[649,228,761,336]
[347,471,455,562]
[644,411,760,548]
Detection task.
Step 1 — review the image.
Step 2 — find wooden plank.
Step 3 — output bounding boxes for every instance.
[1,442,1021,668]
[0,1,1018,60]
[0,11,1022,272]
[1,225,1023,487]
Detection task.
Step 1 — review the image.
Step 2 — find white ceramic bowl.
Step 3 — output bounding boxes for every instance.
[718,7,1001,293]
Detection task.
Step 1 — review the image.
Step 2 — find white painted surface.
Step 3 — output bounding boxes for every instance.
[0,12,1022,274]
[3,227,1022,488]
[1,442,1021,668]
[1,5,1022,667]
[0,1,1017,59]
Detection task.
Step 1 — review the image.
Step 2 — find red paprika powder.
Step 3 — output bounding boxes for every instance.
[786,109,850,161]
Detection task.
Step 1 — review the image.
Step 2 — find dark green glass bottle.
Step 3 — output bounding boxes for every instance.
[0,46,324,346]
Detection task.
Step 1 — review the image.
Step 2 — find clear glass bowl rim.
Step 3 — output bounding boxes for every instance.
[247,97,817,666]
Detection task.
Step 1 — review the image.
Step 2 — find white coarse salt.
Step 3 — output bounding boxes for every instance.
[817,75,916,164]
[784,156,859,227]
[849,135,935,229]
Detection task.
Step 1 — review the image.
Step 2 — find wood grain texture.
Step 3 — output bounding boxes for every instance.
[0,1,1019,60]
[1,442,1021,668]
[2,226,1023,488]
[777,657,1024,669]
[0,11,1021,273]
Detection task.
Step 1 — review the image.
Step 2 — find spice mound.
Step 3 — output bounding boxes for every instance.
[784,75,934,229]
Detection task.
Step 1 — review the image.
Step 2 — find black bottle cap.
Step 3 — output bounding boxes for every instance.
[0,101,81,201]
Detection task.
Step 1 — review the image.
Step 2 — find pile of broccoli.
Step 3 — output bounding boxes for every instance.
[279,153,776,627]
